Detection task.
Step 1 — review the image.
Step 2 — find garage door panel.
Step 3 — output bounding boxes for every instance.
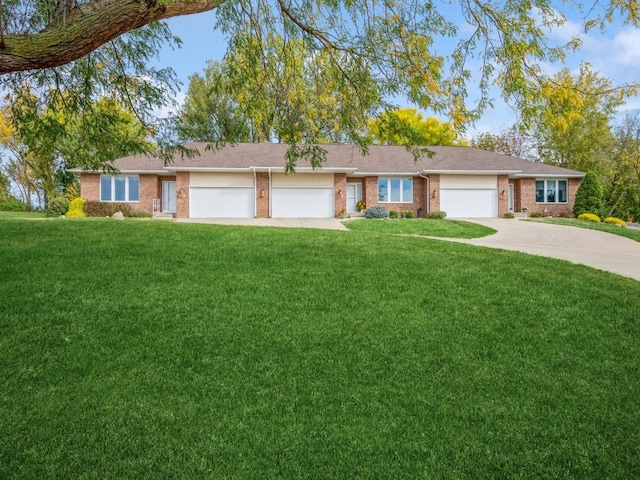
[272,188,334,218]
[190,187,254,218]
[440,189,497,218]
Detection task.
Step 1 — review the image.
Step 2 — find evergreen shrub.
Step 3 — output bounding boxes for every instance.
[365,206,388,218]
[573,172,603,218]
[578,213,601,223]
[426,211,447,219]
[604,217,627,228]
[46,197,70,217]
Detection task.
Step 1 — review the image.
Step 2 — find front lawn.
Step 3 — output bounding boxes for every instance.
[344,217,496,238]
[526,217,640,242]
[1,220,639,478]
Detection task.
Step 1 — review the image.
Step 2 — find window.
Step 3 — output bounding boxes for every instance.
[536,179,567,203]
[100,175,140,202]
[378,177,413,203]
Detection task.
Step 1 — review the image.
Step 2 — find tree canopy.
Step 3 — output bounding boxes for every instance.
[1,0,640,171]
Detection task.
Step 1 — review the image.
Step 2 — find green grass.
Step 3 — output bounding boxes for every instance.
[344,217,496,238]
[1,220,640,478]
[0,210,46,219]
[526,217,640,242]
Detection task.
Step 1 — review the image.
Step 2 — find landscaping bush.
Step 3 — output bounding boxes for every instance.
[573,171,603,218]
[604,217,627,228]
[403,210,414,219]
[66,198,86,218]
[129,210,153,218]
[46,197,70,217]
[356,200,366,212]
[0,197,28,212]
[65,209,85,218]
[528,211,544,218]
[365,206,388,218]
[558,211,573,218]
[503,211,515,219]
[389,210,399,219]
[578,213,601,223]
[426,211,447,219]
[85,201,132,217]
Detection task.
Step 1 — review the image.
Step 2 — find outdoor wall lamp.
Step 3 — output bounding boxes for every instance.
[501,190,507,199]
[338,189,343,198]
[178,189,186,198]
[432,189,438,199]
[260,188,266,198]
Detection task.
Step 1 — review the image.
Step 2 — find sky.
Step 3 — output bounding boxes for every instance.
[153,7,640,139]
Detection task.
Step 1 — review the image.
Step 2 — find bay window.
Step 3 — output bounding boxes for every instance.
[100,175,140,202]
[536,179,567,203]
[378,177,413,203]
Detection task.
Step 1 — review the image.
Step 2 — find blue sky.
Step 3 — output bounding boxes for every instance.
[154,8,640,139]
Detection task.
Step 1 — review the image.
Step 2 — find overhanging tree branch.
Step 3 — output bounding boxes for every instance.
[0,0,226,74]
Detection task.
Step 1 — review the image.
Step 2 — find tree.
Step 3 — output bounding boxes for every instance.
[368,109,463,146]
[524,64,635,174]
[606,114,640,219]
[573,171,604,218]
[1,0,638,169]
[0,89,153,206]
[470,128,536,160]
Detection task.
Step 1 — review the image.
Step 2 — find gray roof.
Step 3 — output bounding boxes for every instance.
[76,142,585,178]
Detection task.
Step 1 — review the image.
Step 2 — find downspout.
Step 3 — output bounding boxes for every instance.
[419,172,430,214]
[252,167,257,218]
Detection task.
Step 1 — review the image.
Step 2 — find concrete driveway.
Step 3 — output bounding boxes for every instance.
[448,218,640,282]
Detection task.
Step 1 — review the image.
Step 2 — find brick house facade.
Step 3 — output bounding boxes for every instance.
[74,143,584,219]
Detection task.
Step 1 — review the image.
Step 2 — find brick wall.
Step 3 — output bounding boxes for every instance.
[497,174,510,217]
[256,172,269,218]
[518,177,581,216]
[334,173,347,217]
[80,174,100,201]
[176,171,190,218]
[428,174,440,213]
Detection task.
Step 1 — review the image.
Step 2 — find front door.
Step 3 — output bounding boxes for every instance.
[346,183,362,212]
[162,181,177,212]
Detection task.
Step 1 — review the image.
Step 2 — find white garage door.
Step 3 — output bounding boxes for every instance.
[190,187,255,218]
[272,188,334,218]
[440,189,498,218]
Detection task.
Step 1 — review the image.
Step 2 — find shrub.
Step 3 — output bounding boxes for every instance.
[528,211,544,218]
[65,209,85,218]
[558,211,573,218]
[85,201,132,217]
[46,197,70,217]
[604,217,627,228]
[356,200,366,212]
[0,197,28,212]
[68,197,86,212]
[403,210,414,219]
[426,211,447,219]
[503,211,515,219]
[389,210,398,219]
[578,213,601,223]
[573,171,603,218]
[365,206,388,218]
[129,210,153,218]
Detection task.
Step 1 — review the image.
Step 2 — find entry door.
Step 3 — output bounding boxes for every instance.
[346,183,362,212]
[163,181,176,212]
[508,184,514,211]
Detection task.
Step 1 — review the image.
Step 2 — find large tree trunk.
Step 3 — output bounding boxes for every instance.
[0,0,225,74]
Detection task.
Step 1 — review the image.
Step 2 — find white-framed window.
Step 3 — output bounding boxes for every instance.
[536,179,567,203]
[100,175,140,202]
[378,177,413,203]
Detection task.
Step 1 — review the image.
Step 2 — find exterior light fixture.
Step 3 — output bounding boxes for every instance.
[338,189,344,198]
[260,189,266,198]
[432,189,438,199]
[178,189,186,198]
[501,190,507,199]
